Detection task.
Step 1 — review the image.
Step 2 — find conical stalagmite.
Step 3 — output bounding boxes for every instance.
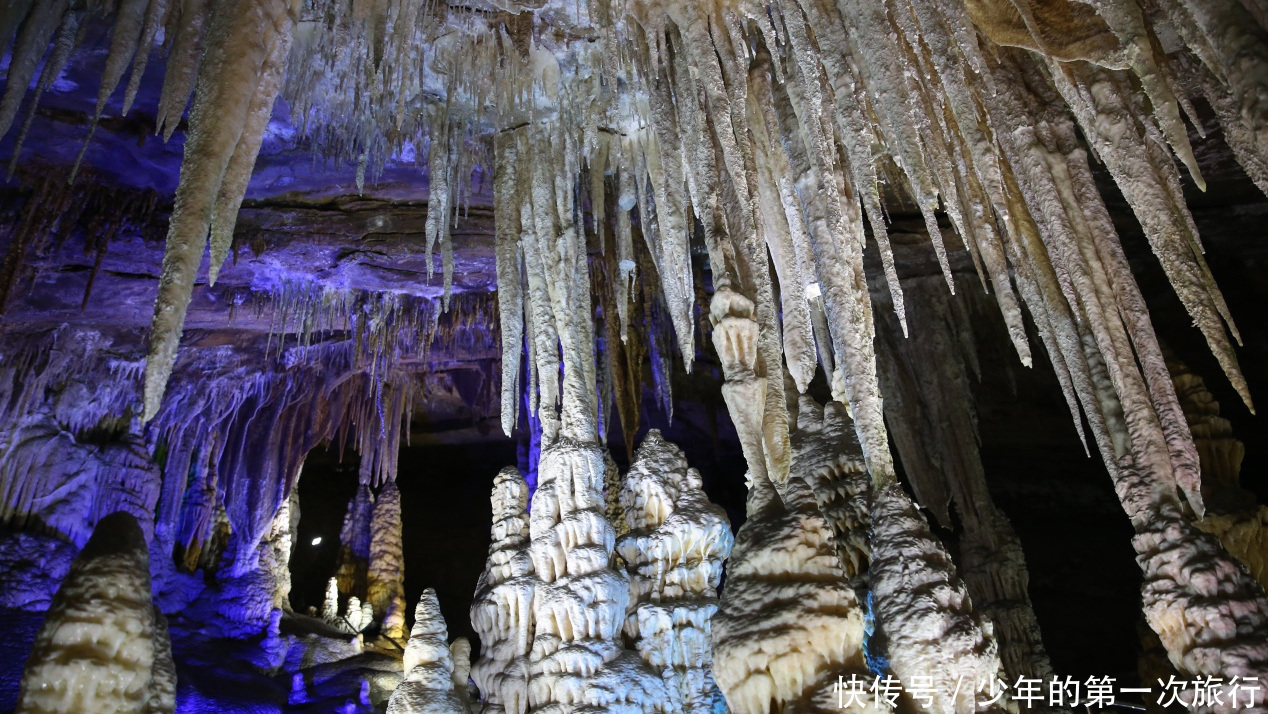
[388,589,471,714]
[16,512,175,714]
[712,409,889,714]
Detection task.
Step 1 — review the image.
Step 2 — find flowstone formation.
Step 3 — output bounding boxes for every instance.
[15,511,175,714]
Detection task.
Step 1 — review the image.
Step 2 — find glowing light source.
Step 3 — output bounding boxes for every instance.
[311,537,322,546]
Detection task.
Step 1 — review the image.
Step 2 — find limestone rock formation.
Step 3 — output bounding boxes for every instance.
[336,482,375,600]
[470,467,536,714]
[0,418,161,545]
[1169,352,1268,590]
[369,481,408,640]
[0,531,77,610]
[616,430,733,714]
[388,589,471,714]
[712,419,884,713]
[15,511,175,714]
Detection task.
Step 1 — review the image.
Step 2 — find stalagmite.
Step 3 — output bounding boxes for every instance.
[470,467,535,714]
[451,638,473,704]
[870,483,1013,714]
[16,512,175,714]
[526,435,664,711]
[1123,460,1268,713]
[369,481,407,640]
[616,431,733,714]
[712,428,885,714]
[322,576,340,625]
[264,489,298,612]
[789,396,872,580]
[388,589,471,714]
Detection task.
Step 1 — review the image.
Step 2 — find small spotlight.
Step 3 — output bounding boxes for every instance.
[311,537,322,546]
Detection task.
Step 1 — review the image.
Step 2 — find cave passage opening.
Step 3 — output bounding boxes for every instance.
[291,445,361,616]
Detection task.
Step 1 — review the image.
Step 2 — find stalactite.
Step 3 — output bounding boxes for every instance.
[143,0,300,422]
[1046,60,1251,415]
[5,5,83,181]
[495,131,525,438]
[155,0,211,141]
[0,0,70,141]
[426,113,458,307]
[875,276,1059,698]
[206,11,294,284]
[71,0,150,180]
[745,49,818,394]
[122,0,170,116]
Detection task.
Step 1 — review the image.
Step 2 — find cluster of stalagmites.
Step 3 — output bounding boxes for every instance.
[318,476,409,639]
[615,431,733,714]
[467,431,732,714]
